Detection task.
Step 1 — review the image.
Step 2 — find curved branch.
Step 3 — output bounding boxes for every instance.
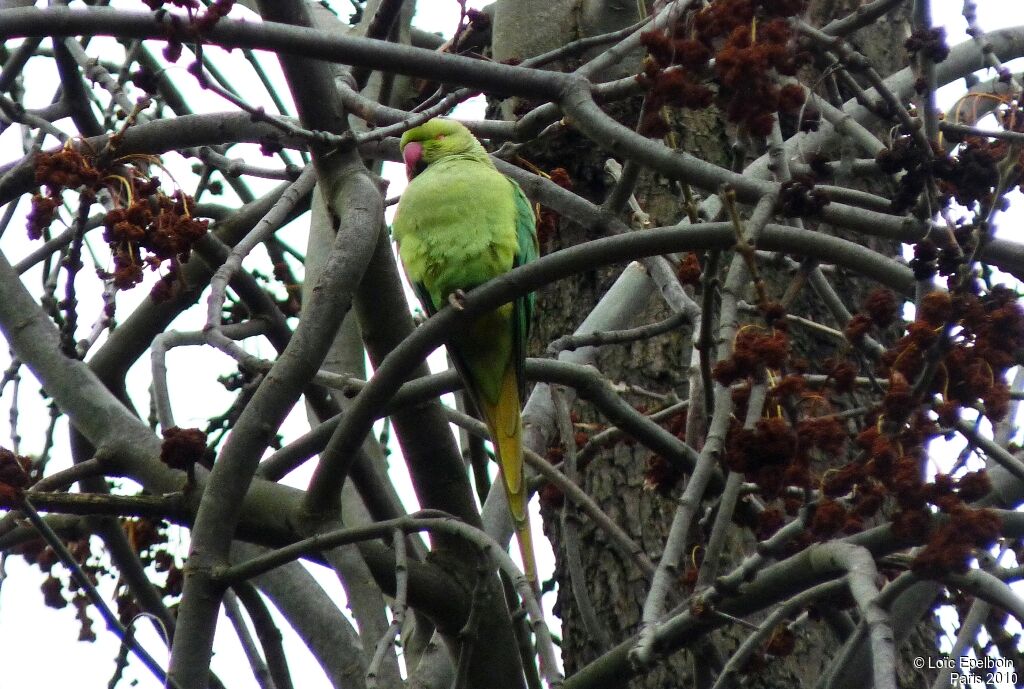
[0,7,571,101]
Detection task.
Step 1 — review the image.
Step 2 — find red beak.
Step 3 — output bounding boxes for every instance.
[403,141,424,180]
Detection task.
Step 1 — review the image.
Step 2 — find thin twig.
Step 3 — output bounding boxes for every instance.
[224,589,278,689]
[547,309,692,354]
[17,494,181,689]
[366,528,408,689]
[552,385,613,651]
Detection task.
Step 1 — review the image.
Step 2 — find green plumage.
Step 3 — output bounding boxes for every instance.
[392,119,540,586]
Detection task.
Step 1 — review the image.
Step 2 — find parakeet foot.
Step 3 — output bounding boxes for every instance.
[448,289,468,310]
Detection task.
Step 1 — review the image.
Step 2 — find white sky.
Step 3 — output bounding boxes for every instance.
[0,1,1022,688]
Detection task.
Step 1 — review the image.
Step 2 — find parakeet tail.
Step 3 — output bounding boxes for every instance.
[477,366,539,589]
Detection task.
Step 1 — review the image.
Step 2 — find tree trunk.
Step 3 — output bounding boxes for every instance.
[490,1,935,686]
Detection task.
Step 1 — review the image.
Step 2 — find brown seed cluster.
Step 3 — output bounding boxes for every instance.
[700,281,1013,577]
[904,27,950,64]
[536,166,572,252]
[142,0,236,61]
[637,0,810,137]
[102,187,209,291]
[160,426,209,471]
[122,517,184,604]
[644,410,689,494]
[815,285,1019,573]
[0,446,33,502]
[14,512,181,639]
[14,533,100,641]
[30,144,208,293]
[876,288,1023,425]
[712,326,790,385]
[877,100,1023,215]
[777,175,830,216]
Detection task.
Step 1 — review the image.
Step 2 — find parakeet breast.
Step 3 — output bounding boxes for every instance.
[393,156,520,308]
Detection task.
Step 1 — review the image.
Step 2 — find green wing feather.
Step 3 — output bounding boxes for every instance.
[511,180,538,400]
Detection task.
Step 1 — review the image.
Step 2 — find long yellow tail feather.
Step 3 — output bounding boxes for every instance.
[477,366,538,588]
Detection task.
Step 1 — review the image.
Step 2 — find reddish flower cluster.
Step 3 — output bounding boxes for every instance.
[644,410,688,494]
[122,517,183,602]
[725,417,796,496]
[26,194,60,240]
[756,506,785,540]
[637,0,810,137]
[644,453,688,495]
[0,446,33,503]
[877,124,1018,215]
[709,315,863,508]
[936,138,1003,207]
[143,0,198,8]
[17,533,100,640]
[160,426,209,471]
[140,0,235,61]
[813,371,1003,574]
[102,189,209,291]
[909,229,974,284]
[904,27,950,64]
[845,289,901,344]
[448,7,492,55]
[637,34,714,136]
[726,413,847,501]
[879,288,1023,425]
[828,285,1021,569]
[30,146,208,293]
[16,507,181,639]
[143,0,235,38]
[712,326,789,385]
[34,144,103,192]
[714,274,1015,575]
[777,175,830,216]
[862,288,900,327]
[713,20,807,136]
[676,252,703,286]
[820,416,930,524]
[538,480,565,510]
[192,0,234,32]
[824,357,858,394]
[29,145,103,239]
[911,504,1001,576]
[130,64,161,94]
[874,135,945,213]
[536,167,571,251]
[765,624,796,657]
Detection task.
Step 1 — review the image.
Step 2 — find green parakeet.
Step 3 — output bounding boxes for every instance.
[392,118,540,587]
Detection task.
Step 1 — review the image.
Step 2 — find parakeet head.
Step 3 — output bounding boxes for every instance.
[399,119,487,180]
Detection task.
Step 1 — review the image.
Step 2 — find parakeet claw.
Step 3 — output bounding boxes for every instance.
[448,289,468,310]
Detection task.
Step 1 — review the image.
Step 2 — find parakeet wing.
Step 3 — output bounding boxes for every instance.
[511,181,539,399]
